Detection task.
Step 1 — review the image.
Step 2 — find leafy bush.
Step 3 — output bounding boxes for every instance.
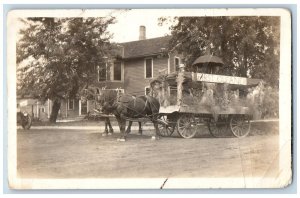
[260,86,279,118]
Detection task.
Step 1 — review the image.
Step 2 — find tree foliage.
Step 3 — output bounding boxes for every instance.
[17,17,115,122]
[17,17,115,100]
[162,16,280,87]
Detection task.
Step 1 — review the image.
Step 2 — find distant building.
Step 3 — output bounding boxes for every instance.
[17,96,51,121]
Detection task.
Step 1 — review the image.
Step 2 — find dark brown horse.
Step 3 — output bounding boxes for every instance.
[81,87,143,136]
[98,90,161,141]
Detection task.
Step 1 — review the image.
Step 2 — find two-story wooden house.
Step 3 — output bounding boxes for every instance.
[95,38,181,92]
[57,26,182,119]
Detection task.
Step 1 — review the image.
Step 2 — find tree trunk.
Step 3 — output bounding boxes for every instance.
[49,98,61,123]
[241,44,248,77]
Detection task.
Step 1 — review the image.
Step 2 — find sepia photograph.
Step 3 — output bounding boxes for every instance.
[7,8,292,189]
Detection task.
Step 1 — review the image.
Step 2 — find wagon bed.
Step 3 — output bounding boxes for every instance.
[159,105,250,115]
[152,66,262,139]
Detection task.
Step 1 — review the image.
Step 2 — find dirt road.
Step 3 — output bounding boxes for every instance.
[17,123,279,180]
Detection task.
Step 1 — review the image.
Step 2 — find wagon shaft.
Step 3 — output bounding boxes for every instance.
[124,117,151,123]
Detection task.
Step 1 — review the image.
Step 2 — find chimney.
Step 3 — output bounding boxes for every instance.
[139,25,146,40]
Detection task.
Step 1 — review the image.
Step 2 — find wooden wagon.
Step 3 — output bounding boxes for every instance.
[153,55,263,139]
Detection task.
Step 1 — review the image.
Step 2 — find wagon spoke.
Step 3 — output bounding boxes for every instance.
[181,128,187,135]
[237,127,241,136]
[157,114,175,137]
[177,115,197,139]
[178,125,186,129]
[230,116,251,138]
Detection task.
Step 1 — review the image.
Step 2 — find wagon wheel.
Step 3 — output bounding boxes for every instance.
[207,118,229,138]
[177,114,197,139]
[22,115,32,130]
[157,115,175,137]
[229,115,251,138]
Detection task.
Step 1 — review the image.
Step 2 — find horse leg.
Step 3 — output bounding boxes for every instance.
[102,118,109,136]
[151,121,160,140]
[138,122,143,135]
[116,116,126,142]
[107,117,114,135]
[125,121,133,134]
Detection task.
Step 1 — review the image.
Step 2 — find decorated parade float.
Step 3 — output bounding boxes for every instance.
[150,55,264,139]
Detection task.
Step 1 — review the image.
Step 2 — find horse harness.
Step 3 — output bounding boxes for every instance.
[116,95,149,117]
[91,90,158,121]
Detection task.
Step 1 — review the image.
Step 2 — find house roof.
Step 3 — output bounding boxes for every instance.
[120,36,171,59]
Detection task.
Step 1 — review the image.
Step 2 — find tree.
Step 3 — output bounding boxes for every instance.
[17,17,116,123]
[160,16,280,87]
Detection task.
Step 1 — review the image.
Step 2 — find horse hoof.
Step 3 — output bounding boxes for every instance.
[117,138,126,142]
[108,132,113,136]
[151,136,160,140]
[102,133,108,137]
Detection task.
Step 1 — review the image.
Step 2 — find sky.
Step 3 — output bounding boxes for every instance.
[106,9,172,43]
[15,9,173,43]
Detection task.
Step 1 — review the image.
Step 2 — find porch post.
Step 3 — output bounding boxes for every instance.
[87,100,89,113]
[47,99,50,118]
[66,99,68,118]
[79,100,81,116]
[36,101,39,118]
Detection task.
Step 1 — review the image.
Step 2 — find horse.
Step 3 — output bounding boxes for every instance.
[98,90,161,141]
[81,86,143,136]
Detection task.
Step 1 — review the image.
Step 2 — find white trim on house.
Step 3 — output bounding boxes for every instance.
[65,101,68,117]
[144,57,153,79]
[79,100,81,116]
[168,53,171,74]
[121,61,124,81]
[36,102,39,118]
[47,99,51,118]
[174,56,181,72]
[86,100,89,113]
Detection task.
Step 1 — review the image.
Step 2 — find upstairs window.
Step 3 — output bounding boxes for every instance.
[175,57,180,71]
[113,61,122,81]
[145,58,153,78]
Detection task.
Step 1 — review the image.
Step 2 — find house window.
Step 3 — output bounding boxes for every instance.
[113,61,122,81]
[175,57,180,71]
[145,86,151,95]
[169,87,178,105]
[145,58,153,78]
[68,99,75,110]
[98,65,107,81]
